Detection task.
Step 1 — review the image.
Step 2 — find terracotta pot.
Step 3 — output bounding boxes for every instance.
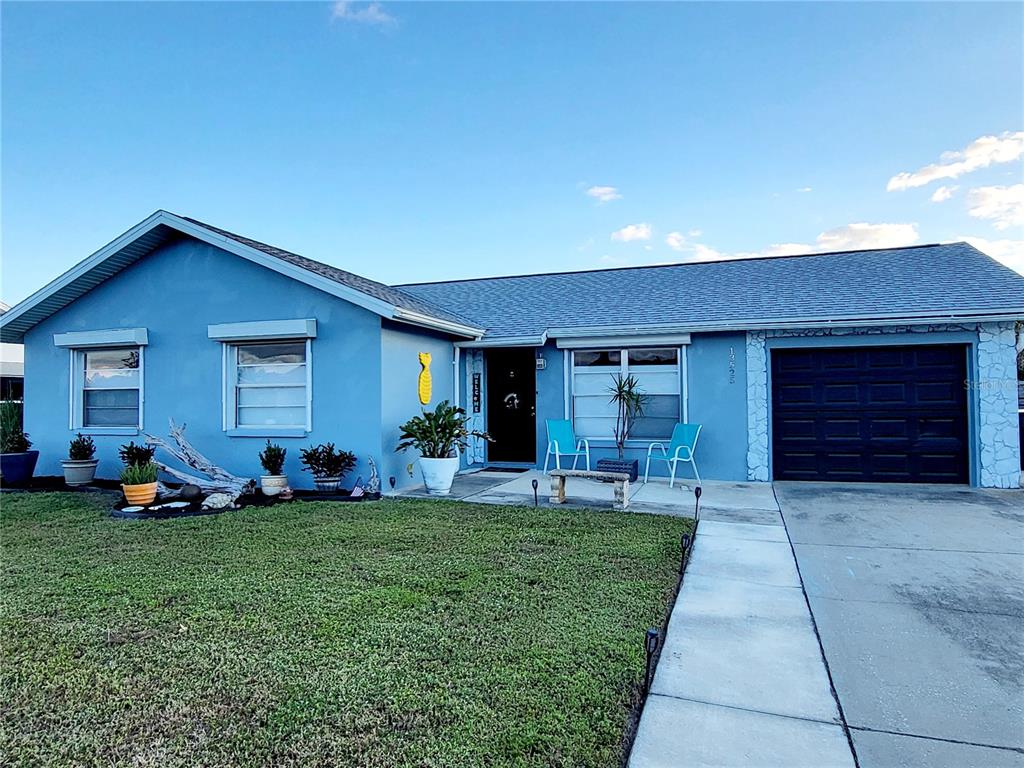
[260,475,288,497]
[61,458,99,486]
[122,482,158,505]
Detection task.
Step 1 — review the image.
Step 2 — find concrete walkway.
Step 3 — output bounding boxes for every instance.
[395,468,777,519]
[629,494,856,768]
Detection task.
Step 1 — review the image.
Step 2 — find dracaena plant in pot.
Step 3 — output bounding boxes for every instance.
[61,433,98,486]
[258,440,288,497]
[396,400,492,495]
[0,401,37,487]
[300,442,356,493]
[595,374,648,482]
[119,441,158,505]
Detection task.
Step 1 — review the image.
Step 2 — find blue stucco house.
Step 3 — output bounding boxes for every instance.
[2,211,1023,489]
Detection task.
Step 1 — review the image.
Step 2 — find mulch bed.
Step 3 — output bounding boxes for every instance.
[2,476,380,519]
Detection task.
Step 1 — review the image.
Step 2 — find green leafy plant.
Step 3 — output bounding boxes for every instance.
[68,433,97,461]
[0,401,31,454]
[396,400,492,459]
[119,441,155,467]
[300,443,356,478]
[608,374,648,459]
[259,441,287,475]
[120,461,157,485]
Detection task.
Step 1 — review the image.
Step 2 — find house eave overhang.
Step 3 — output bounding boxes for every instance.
[0,211,477,342]
[390,308,484,339]
[455,331,548,348]
[454,310,1024,348]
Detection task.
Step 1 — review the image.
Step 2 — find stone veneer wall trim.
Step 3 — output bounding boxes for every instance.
[745,323,1022,488]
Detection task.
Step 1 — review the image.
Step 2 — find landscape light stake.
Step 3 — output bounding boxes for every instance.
[388,476,396,492]
[694,484,702,526]
[531,478,539,507]
[644,628,660,695]
[680,533,691,574]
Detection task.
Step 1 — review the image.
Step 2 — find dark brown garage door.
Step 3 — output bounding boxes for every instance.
[771,344,969,483]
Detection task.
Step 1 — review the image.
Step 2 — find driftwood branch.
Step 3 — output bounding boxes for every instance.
[145,419,255,497]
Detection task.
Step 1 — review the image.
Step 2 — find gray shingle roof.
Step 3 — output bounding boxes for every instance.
[396,243,1024,339]
[181,216,480,329]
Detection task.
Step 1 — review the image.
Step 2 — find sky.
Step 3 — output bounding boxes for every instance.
[2,1,1022,305]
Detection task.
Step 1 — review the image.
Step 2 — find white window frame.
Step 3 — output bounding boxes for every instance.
[222,338,312,434]
[570,347,683,442]
[69,346,145,432]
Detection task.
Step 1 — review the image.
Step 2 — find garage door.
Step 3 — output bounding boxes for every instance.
[771,344,969,483]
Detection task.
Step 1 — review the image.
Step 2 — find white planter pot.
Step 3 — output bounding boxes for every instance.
[61,459,99,487]
[419,456,459,495]
[260,475,288,497]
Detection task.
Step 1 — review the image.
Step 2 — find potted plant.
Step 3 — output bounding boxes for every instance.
[120,461,159,505]
[299,442,356,493]
[61,433,99,486]
[396,400,491,495]
[118,441,158,505]
[596,374,648,482]
[258,440,288,497]
[119,441,156,467]
[0,401,38,487]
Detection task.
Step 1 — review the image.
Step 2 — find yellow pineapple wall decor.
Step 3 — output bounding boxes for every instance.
[418,352,432,405]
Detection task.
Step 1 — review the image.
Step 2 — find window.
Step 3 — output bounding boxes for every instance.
[572,347,681,440]
[74,347,142,428]
[226,340,310,430]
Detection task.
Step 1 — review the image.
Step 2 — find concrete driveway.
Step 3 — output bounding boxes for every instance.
[776,482,1024,768]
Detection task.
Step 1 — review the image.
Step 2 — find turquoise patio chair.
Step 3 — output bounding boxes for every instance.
[644,423,702,487]
[542,419,591,473]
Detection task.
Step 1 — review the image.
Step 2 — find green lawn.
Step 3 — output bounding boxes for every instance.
[0,493,689,767]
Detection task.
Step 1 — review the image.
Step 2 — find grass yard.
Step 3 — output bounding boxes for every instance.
[0,493,690,768]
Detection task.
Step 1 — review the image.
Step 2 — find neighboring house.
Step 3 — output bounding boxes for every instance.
[0,301,25,402]
[1,210,1023,489]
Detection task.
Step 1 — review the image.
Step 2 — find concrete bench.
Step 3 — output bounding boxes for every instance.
[549,469,631,510]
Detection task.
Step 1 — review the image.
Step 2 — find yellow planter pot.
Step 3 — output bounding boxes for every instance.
[122,482,158,506]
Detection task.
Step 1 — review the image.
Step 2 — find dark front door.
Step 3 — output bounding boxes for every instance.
[771,344,969,483]
[486,348,537,463]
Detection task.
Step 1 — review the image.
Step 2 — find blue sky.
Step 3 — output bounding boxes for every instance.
[2,1,1022,304]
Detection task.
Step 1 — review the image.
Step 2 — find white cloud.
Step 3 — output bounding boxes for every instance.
[585,185,622,203]
[966,184,1024,230]
[661,222,918,265]
[611,223,652,242]
[887,131,1024,191]
[930,185,958,202]
[797,187,813,193]
[958,235,1024,275]
[665,231,687,251]
[331,1,396,25]
[814,222,919,251]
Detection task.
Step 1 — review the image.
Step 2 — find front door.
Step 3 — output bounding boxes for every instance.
[486,348,537,463]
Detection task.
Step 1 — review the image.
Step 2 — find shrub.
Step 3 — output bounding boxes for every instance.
[259,441,287,475]
[120,461,157,485]
[396,400,491,459]
[300,443,356,478]
[119,441,155,467]
[68,433,97,461]
[0,401,31,454]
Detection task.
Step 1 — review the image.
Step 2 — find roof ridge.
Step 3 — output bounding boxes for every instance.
[394,242,961,288]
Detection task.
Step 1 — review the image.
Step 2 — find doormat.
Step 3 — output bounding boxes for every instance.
[482,467,530,473]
